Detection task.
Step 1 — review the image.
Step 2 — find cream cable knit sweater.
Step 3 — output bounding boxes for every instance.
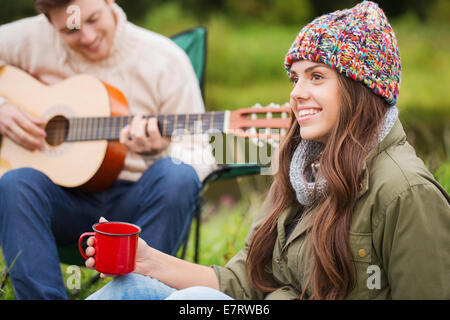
[0,4,216,182]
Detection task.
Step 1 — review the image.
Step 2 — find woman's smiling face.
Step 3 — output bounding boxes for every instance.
[289,60,341,143]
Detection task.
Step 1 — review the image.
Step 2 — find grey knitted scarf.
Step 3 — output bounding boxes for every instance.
[289,106,398,206]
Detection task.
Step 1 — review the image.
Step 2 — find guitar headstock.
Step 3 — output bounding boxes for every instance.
[227,103,292,142]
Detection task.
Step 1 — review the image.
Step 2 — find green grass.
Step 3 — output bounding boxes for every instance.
[180,187,266,266]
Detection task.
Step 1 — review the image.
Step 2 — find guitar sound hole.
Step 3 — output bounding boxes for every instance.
[45,115,69,146]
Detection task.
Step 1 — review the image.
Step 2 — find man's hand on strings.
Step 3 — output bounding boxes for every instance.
[119,114,170,155]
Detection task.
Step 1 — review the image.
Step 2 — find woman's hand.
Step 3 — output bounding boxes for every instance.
[84,218,219,290]
[119,114,170,155]
[84,217,153,278]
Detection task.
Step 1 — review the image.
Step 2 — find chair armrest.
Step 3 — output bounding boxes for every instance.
[201,163,267,185]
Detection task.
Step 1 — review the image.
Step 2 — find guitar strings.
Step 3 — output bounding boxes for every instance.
[43,111,288,142]
[43,113,227,128]
[44,113,228,141]
[44,119,286,141]
[43,126,283,142]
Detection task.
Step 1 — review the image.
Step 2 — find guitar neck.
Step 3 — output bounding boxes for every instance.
[64,111,229,142]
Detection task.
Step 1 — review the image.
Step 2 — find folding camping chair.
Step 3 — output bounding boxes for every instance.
[58,27,268,277]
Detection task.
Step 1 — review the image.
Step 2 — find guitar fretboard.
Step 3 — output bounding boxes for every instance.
[63,112,227,142]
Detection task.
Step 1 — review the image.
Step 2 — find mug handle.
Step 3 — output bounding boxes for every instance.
[78,232,95,260]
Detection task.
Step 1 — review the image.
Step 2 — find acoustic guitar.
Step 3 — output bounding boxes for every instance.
[0,65,291,192]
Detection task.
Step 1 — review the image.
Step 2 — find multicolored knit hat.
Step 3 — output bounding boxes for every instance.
[284,1,401,106]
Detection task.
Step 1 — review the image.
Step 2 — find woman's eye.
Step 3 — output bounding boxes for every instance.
[312,73,323,81]
[289,77,299,85]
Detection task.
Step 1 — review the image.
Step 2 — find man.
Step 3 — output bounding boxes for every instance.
[0,0,215,299]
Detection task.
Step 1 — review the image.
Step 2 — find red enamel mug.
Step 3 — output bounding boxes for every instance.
[78,221,141,275]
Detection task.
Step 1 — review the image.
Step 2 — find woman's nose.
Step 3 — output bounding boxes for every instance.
[290,80,309,101]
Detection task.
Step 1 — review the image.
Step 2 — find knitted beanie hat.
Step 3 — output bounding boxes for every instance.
[284,1,401,106]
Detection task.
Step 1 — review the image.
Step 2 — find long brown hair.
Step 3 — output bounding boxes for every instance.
[246,72,389,299]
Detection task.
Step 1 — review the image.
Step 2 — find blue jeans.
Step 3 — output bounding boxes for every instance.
[0,158,201,300]
[86,273,233,300]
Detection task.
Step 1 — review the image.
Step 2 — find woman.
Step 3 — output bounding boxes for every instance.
[86,1,450,300]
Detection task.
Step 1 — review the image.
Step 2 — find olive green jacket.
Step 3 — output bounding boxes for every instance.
[213,119,450,299]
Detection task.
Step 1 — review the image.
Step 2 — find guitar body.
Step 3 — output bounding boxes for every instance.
[0,65,128,192]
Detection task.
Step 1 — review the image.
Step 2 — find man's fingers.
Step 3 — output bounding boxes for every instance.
[120,115,168,155]
[5,122,44,151]
[147,117,170,151]
[1,103,46,139]
[130,114,147,139]
[119,125,131,144]
[20,112,46,138]
[146,117,161,140]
